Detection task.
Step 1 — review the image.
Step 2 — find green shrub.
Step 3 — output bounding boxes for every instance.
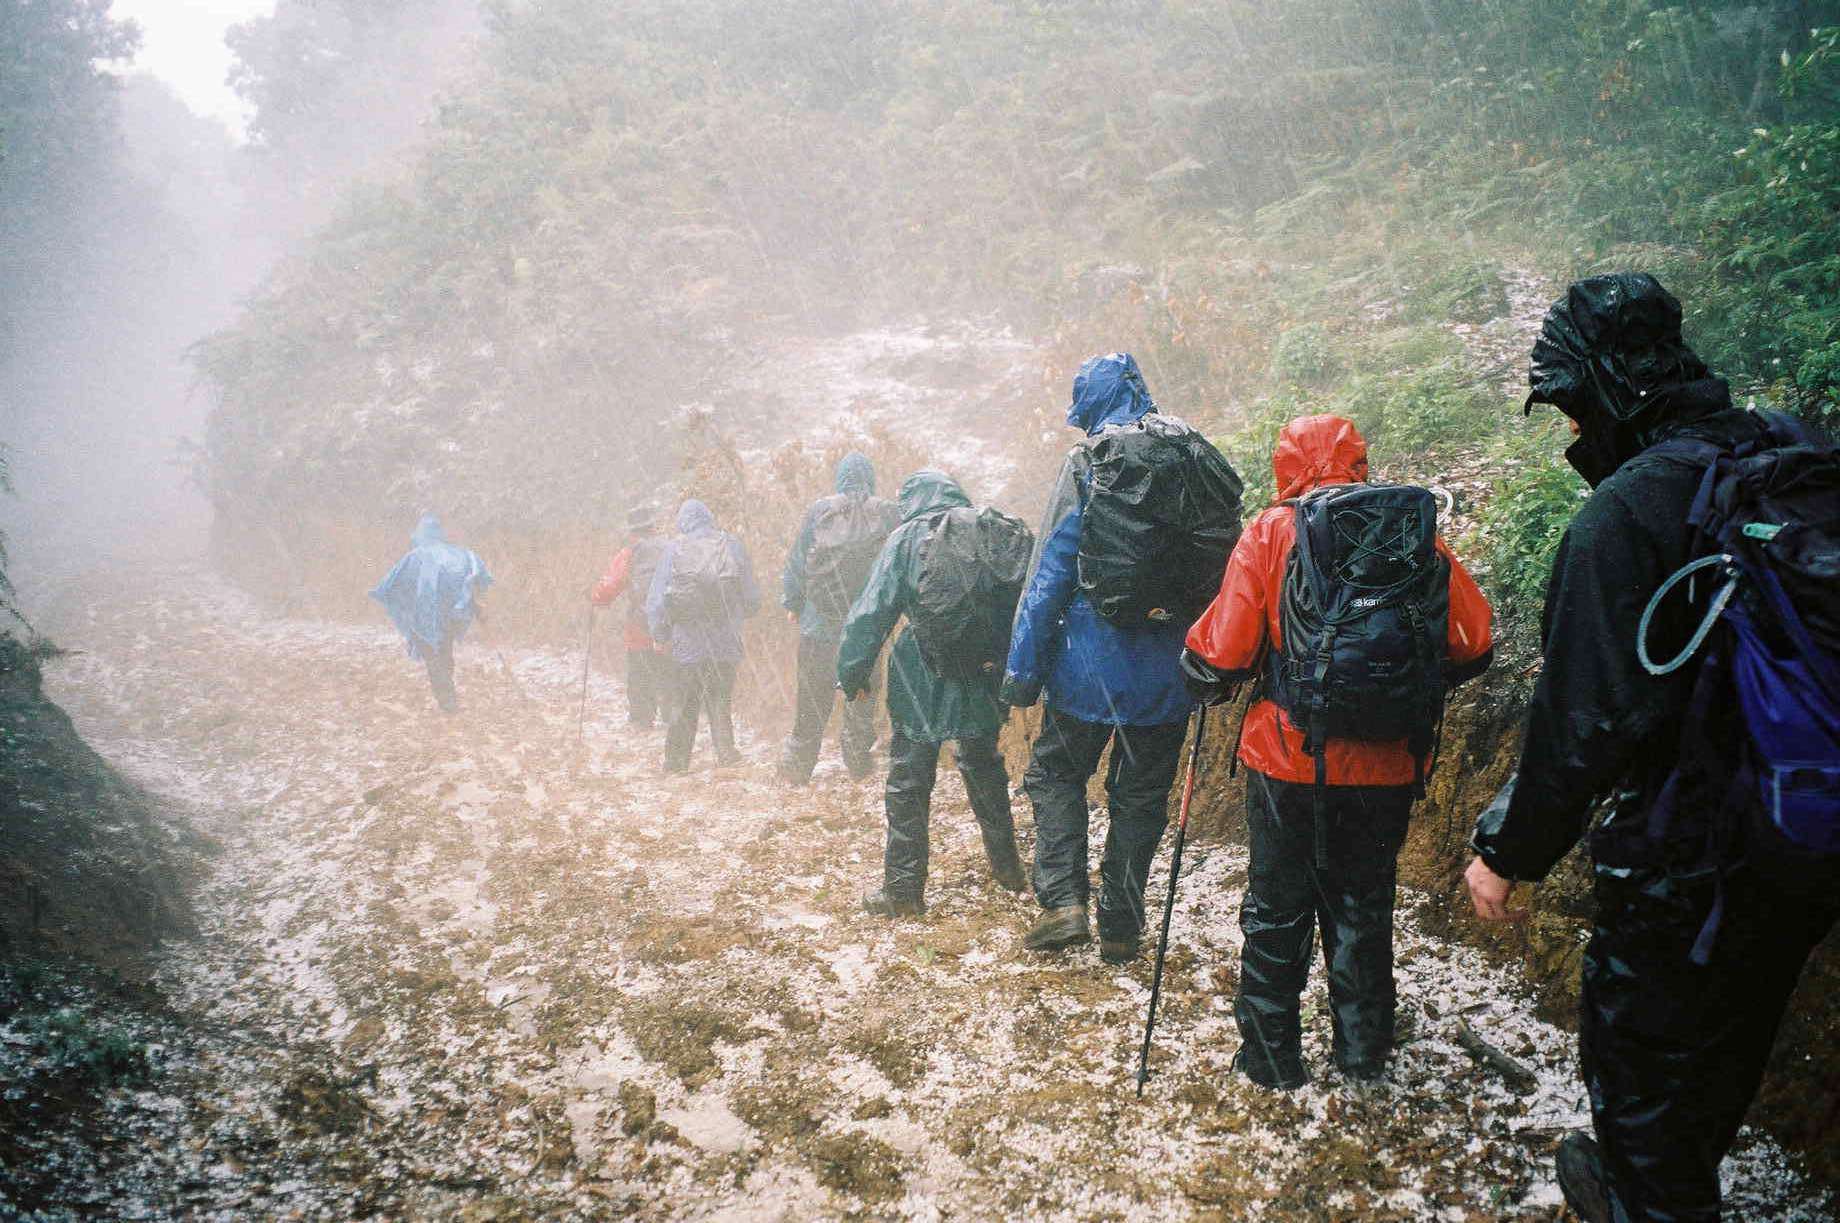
[1468,430,1587,612]
[1332,362,1499,456]
[1272,323,1340,385]
[1402,254,1508,326]
[38,1008,152,1086]
[1214,389,1315,514]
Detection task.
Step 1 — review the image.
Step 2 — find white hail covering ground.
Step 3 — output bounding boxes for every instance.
[9,308,1831,1219]
[18,563,1830,1221]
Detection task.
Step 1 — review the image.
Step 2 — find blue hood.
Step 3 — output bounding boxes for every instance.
[835,451,876,497]
[675,499,716,535]
[1066,352,1157,434]
[412,513,445,547]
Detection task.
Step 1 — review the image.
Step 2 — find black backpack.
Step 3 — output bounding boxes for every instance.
[1266,483,1449,859]
[1076,415,1244,627]
[803,494,896,620]
[911,506,1035,683]
[664,532,745,621]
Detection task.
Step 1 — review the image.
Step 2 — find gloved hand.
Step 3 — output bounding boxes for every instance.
[999,674,1041,709]
[1179,648,1237,707]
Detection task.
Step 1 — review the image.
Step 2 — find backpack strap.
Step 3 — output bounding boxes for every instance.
[1307,626,1337,870]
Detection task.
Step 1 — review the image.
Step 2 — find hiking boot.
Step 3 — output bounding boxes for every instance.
[1233,1046,1309,1091]
[862,889,925,918]
[1555,1132,1613,1223]
[1023,906,1090,951]
[1098,933,1140,964]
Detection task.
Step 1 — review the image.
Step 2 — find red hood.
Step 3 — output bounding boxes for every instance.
[1272,414,1369,501]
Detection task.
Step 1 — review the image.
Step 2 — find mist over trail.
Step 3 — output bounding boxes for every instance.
[5,1,1840,1216]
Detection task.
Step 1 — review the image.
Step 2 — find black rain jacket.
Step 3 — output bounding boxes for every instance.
[1473,396,1777,881]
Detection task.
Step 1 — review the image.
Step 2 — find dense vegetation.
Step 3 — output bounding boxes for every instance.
[193,0,1840,631]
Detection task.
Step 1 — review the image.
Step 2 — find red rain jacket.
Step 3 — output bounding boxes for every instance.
[590,545,660,653]
[1185,415,1494,786]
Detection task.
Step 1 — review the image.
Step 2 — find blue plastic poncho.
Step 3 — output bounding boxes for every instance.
[369,515,493,659]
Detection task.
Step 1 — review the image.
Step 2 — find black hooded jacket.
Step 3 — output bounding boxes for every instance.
[1473,389,1777,881]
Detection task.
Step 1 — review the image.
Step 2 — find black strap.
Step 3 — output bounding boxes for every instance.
[1309,627,1336,870]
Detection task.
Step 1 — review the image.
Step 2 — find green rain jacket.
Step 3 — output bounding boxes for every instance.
[836,470,1005,742]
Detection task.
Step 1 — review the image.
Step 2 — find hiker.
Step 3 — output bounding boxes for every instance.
[1003,352,1244,963]
[779,452,900,784]
[837,469,1031,915]
[589,504,670,729]
[645,499,760,773]
[1465,274,1840,1222]
[369,513,493,714]
[1182,414,1494,1088]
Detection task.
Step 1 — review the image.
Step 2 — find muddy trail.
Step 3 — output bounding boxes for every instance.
[11,566,1827,1222]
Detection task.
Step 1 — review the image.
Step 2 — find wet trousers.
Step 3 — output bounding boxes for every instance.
[1236,772,1413,1083]
[626,648,668,728]
[1024,708,1185,940]
[883,729,1018,901]
[1581,847,1840,1222]
[423,636,458,713]
[664,659,738,772]
[780,634,875,783]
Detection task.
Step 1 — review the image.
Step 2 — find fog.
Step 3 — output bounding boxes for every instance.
[3,2,1837,1218]
[0,0,481,590]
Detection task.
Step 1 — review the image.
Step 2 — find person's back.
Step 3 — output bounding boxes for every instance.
[837,469,1023,913]
[1002,352,1240,962]
[647,499,760,772]
[1464,273,1840,1222]
[590,504,669,729]
[369,513,492,713]
[1183,414,1492,1088]
[780,452,899,783]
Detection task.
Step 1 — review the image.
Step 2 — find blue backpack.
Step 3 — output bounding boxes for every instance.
[1637,413,1840,955]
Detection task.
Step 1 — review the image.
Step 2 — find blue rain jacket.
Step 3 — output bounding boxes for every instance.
[646,499,761,665]
[369,514,493,660]
[1003,353,1194,727]
[782,452,898,639]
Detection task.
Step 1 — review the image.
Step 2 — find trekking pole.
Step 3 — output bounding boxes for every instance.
[1135,703,1209,1098]
[576,602,595,746]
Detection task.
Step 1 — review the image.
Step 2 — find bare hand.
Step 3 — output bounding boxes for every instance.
[787,611,800,624]
[1465,856,1525,923]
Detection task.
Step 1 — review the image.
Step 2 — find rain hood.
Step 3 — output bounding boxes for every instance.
[1066,353,1158,435]
[835,451,876,497]
[675,498,717,535]
[1273,414,1369,502]
[898,469,971,522]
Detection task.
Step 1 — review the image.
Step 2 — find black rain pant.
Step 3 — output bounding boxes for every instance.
[780,634,876,783]
[423,636,458,713]
[1024,708,1185,941]
[1581,843,1840,1222]
[883,729,1018,902]
[664,659,738,772]
[626,647,668,728]
[1236,771,1413,1083]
